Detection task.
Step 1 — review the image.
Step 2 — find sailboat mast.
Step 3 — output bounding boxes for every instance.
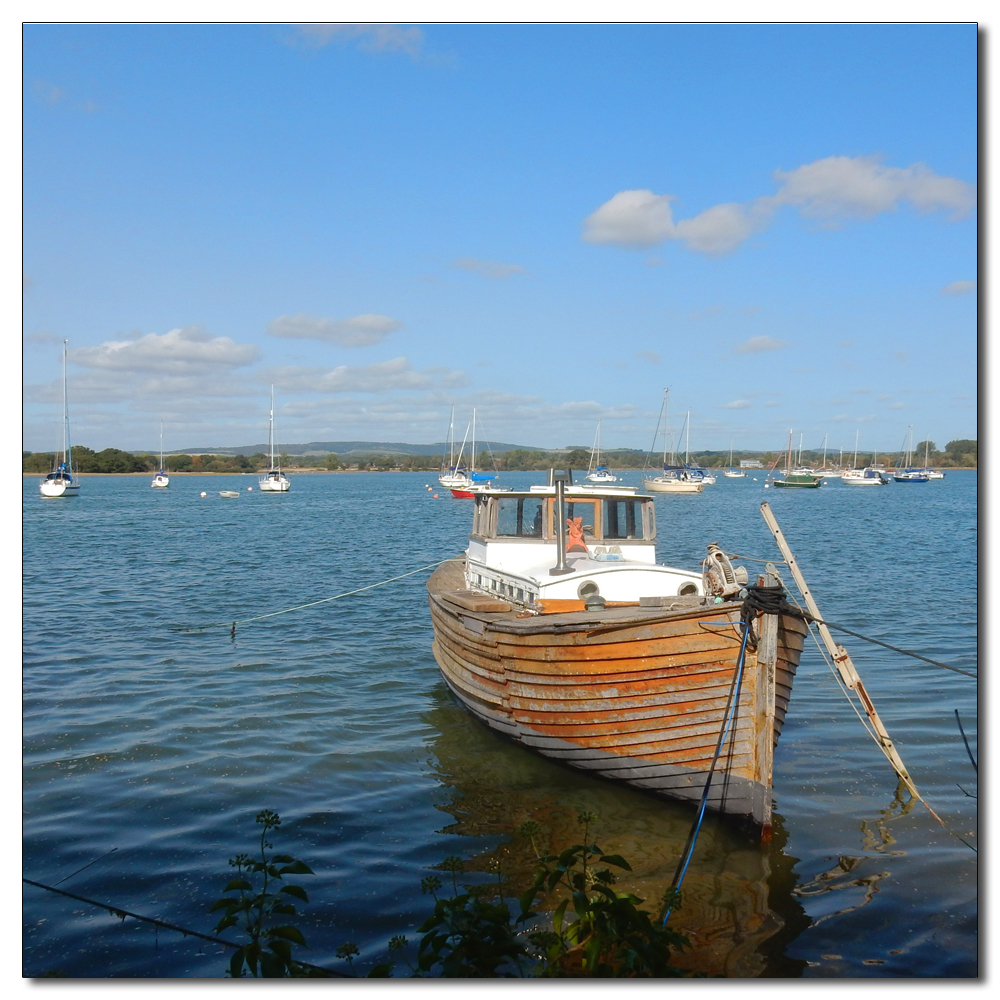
[448,405,455,470]
[62,339,72,472]
[685,411,691,466]
[269,385,275,470]
[661,390,669,467]
[159,421,164,470]
[472,408,476,474]
[853,429,859,469]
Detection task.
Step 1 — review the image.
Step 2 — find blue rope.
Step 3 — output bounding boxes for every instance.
[661,621,751,925]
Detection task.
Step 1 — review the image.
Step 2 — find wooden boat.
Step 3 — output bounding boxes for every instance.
[427,477,807,834]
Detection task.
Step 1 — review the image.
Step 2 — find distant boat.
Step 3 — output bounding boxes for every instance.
[449,409,501,498]
[438,406,471,488]
[642,391,703,494]
[919,440,945,479]
[892,426,929,483]
[724,441,746,478]
[39,340,81,499]
[151,422,169,488]
[680,410,716,484]
[219,491,240,499]
[769,431,823,489]
[841,431,888,485]
[586,420,618,483]
[258,385,291,492]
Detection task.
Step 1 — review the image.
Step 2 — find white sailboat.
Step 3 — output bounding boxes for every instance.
[642,391,703,494]
[39,340,81,498]
[151,422,169,488]
[258,385,291,492]
[723,440,746,477]
[585,420,617,482]
[681,411,716,484]
[438,406,471,488]
[841,431,890,485]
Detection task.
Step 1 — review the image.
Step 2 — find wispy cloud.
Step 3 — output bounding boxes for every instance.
[291,23,424,57]
[451,258,528,280]
[634,350,661,365]
[266,357,466,394]
[32,80,98,113]
[734,336,786,354]
[72,326,260,374]
[582,155,976,256]
[267,313,401,346]
[722,399,751,409]
[941,280,976,295]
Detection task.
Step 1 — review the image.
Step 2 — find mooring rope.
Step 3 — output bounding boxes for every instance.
[660,621,751,925]
[22,877,348,976]
[173,557,461,633]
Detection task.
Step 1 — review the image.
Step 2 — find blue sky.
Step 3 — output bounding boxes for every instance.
[22,22,977,455]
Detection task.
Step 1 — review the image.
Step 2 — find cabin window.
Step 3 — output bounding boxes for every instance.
[603,499,642,539]
[496,497,544,538]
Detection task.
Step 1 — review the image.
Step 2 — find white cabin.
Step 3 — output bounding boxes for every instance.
[465,484,704,608]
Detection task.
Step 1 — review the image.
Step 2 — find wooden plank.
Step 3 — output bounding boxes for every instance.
[442,589,512,613]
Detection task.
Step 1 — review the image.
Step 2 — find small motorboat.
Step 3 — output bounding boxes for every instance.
[219,491,240,498]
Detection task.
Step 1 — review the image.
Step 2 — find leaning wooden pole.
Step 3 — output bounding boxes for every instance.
[759,502,935,814]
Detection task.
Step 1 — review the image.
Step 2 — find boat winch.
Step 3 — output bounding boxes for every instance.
[703,543,748,599]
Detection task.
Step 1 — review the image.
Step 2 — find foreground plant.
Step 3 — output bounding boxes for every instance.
[209,809,315,977]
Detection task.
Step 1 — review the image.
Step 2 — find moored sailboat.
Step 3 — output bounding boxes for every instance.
[892,426,929,483]
[724,441,746,477]
[769,431,822,488]
[39,340,81,499]
[585,420,617,483]
[151,422,169,488]
[258,385,291,492]
[642,391,703,494]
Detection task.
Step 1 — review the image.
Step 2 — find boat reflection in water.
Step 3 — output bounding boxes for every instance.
[422,688,811,977]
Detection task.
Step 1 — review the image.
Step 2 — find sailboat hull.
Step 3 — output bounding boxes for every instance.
[258,475,290,492]
[642,477,703,494]
[39,479,80,498]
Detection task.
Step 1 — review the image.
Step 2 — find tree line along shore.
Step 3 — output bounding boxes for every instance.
[23,440,977,475]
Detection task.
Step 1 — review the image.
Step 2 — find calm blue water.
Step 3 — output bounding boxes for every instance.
[22,471,978,977]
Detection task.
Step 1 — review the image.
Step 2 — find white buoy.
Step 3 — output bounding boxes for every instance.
[764,483,770,489]
[200,491,207,497]
[247,486,253,491]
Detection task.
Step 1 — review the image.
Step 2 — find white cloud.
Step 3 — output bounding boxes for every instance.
[583,155,975,256]
[722,400,751,409]
[292,23,423,56]
[71,326,260,374]
[890,402,906,409]
[582,190,677,247]
[941,280,976,295]
[267,313,401,346]
[634,350,661,364]
[771,156,976,220]
[267,357,466,394]
[734,336,786,354]
[451,258,527,280]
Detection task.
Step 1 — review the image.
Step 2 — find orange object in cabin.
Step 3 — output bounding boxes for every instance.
[566,516,588,553]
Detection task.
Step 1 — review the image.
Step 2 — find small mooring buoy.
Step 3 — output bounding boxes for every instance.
[200,491,207,497]
[433,494,439,498]
[247,486,253,491]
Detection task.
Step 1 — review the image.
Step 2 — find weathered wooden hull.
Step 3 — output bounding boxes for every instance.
[427,559,806,832]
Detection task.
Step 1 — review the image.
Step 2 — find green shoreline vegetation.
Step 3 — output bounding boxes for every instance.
[23,440,977,475]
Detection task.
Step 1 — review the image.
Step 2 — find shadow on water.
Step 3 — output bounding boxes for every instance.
[422,686,815,977]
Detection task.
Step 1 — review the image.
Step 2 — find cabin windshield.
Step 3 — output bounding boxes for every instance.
[496,496,544,537]
[603,499,642,539]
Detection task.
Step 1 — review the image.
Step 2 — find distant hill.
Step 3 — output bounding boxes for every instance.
[167,440,580,457]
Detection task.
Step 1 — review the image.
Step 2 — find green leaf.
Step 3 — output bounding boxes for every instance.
[269,925,308,947]
[277,860,315,875]
[209,897,238,912]
[272,902,297,915]
[229,946,247,978]
[552,898,569,935]
[280,884,309,902]
[225,878,253,892]
[598,853,633,871]
[272,854,295,863]
[367,963,394,978]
